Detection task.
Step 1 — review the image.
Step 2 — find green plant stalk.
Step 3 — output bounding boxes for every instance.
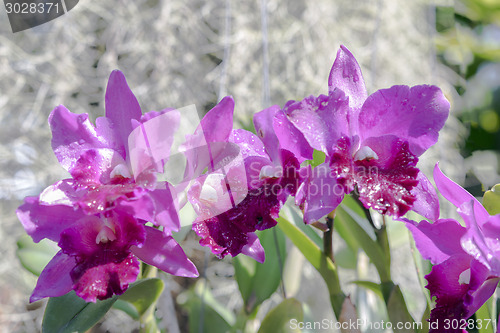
[139,264,159,333]
[277,216,345,316]
[324,210,335,263]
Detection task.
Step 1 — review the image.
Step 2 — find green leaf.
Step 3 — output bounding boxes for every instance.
[16,235,58,276]
[476,299,495,333]
[234,228,287,313]
[335,245,357,270]
[350,280,383,300]
[310,149,326,167]
[386,285,416,333]
[483,184,500,215]
[118,278,164,316]
[42,291,117,333]
[277,216,345,315]
[177,280,235,333]
[112,299,139,320]
[335,204,391,282]
[257,298,303,333]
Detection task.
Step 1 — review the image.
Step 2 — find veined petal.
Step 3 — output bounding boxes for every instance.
[359,85,450,157]
[296,163,344,223]
[426,254,477,332]
[284,91,349,156]
[253,106,281,163]
[105,70,142,155]
[49,105,105,172]
[147,182,180,234]
[410,171,440,221]
[404,218,466,264]
[273,109,313,164]
[434,164,489,226]
[72,253,140,302]
[128,109,180,177]
[240,233,265,263]
[30,251,76,302]
[328,45,367,111]
[131,227,198,277]
[17,196,83,243]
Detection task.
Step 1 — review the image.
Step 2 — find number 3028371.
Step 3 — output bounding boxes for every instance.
[5,2,60,14]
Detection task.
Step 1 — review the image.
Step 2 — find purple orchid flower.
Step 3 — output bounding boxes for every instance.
[405,164,500,332]
[271,45,450,223]
[17,70,198,302]
[185,97,301,262]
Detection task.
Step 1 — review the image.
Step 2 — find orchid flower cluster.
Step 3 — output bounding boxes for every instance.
[17,45,499,332]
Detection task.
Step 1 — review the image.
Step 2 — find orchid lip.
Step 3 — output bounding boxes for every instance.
[110,163,132,179]
[353,146,378,161]
[458,268,471,285]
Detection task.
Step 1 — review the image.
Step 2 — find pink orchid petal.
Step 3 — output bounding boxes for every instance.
[403,218,466,264]
[253,106,281,163]
[434,164,489,225]
[328,45,368,112]
[284,91,350,156]
[30,251,76,302]
[240,233,265,263]
[273,109,313,164]
[131,227,198,278]
[359,85,450,156]
[49,105,105,172]
[148,182,180,234]
[17,196,83,243]
[410,172,440,221]
[426,254,490,332]
[104,70,142,153]
[128,109,180,177]
[296,163,344,223]
[73,254,140,302]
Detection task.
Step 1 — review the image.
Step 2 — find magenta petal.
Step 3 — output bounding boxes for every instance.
[359,85,450,156]
[17,196,83,243]
[284,91,350,156]
[230,129,267,159]
[128,109,180,176]
[254,106,281,163]
[465,276,499,318]
[200,96,235,144]
[410,172,440,221]
[404,218,466,264]
[105,70,142,155]
[434,164,489,225]
[240,233,265,263]
[49,105,105,172]
[328,45,367,111]
[426,254,475,332]
[273,109,313,164]
[71,148,126,184]
[132,227,198,277]
[147,183,180,234]
[296,163,344,223]
[73,253,140,302]
[30,251,76,302]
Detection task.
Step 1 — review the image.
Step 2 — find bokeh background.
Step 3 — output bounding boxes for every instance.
[0,0,499,332]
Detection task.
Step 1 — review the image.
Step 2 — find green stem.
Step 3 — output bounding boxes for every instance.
[277,216,345,316]
[323,210,335,263]
[139,264,159,333]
